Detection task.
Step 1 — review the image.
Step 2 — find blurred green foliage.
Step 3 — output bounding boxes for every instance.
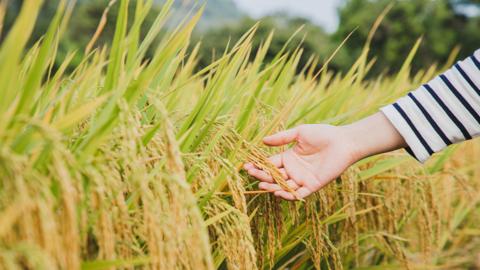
[333,0,480,74]
[191,16,331,73]
[2,0,479,75]
[2,0,161,68]
[194,0,480,74]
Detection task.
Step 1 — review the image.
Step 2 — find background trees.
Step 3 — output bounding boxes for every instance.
[2,0,479,74]
[333,0,480,74]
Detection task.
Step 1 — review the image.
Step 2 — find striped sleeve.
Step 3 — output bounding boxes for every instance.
[380,49,480,163]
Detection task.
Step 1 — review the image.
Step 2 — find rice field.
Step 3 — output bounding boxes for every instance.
[1,1,480,269]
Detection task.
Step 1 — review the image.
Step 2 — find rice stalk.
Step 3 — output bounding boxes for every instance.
[0,1,479,270]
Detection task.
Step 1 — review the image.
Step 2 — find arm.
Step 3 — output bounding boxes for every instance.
[345,112,407,159]
[244,112,406,201]
[245,49,480,200]
[380,49,480,162]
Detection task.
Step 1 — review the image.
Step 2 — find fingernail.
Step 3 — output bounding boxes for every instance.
[263,136,273,142]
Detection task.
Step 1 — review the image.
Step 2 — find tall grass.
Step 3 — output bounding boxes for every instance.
[1,1,480,269]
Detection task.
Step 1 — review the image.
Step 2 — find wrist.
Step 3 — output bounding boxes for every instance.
[341,112,407,162]
[339,124,370,163]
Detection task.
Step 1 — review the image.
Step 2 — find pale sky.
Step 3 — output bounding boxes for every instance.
[232,0,344,32]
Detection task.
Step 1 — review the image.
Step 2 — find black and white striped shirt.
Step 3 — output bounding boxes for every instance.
[381,49,480,162]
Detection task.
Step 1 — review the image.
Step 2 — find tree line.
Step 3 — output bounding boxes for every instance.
[3,0,479,75]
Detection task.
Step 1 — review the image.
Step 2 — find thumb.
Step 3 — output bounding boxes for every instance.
[263,127,298,146]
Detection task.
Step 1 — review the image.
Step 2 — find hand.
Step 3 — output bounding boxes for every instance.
[244,124,358,200]
[244,113,406,200]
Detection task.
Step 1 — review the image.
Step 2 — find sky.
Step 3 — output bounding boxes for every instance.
[232,0,344,32]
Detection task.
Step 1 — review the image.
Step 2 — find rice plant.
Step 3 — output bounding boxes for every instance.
[1,1,480,269]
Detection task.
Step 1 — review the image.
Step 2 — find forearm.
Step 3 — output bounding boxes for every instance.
[380,49,480,162]
[344,49,480,163]
[342,112,407,161]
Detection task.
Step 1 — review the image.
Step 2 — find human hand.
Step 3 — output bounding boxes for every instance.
[244,124,358,200]
[244,112,406,200]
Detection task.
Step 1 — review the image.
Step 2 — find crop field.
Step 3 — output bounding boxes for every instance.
[1,0,480,269]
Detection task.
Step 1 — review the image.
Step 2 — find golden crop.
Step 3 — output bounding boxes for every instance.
[0,1,479,269]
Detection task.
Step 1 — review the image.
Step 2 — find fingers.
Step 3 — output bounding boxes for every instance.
[296,187,313,199]
[263,127,298,147]
[248,168,272,182]
[278,168,288,179]
[258,180,299,192]
[243,153,283,172]
[248,168,288,183]
[274,187,312,201]
[273,191,296,200]
[243,162,255,170]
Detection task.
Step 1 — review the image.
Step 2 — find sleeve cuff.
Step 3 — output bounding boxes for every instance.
[380,105,431,163]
